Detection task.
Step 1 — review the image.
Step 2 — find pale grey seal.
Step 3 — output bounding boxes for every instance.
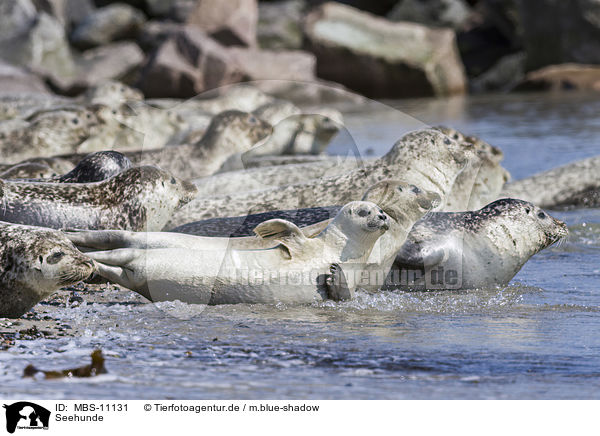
[0,222,96,318]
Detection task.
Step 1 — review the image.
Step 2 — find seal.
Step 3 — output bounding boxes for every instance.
[6,151,132,183]
[0,162,57,179]
[166,128,475,228]
[217,111,343,172]
[0,222,96,318]
[194,157,363,198]
[390,198,569,290]
[0,156,74,176]
[0,166,198,231]
[79,200,390,305]
[501,155,600,209]
[119,110,272,179]
[81,80,144,106]
[0,106,100,163]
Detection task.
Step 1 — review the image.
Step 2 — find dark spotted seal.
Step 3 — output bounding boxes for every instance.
[0,166,198,231]
[0,222,96,318]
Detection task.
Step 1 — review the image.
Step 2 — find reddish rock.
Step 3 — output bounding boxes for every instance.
[138,26,246,98]
[227,47,316,81]
[186,0,258,47]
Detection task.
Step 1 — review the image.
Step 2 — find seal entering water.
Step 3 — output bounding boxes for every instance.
[390,198,569,290]
[0,223,96,318]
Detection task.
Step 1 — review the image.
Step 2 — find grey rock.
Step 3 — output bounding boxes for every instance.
[227,47,316,82]
[32,0,95,31]
[0,0,37,42]
[303,2,467,98]
[388,0,472,31]
[0,61,50,95]
[471,52,525,93]
[258,0,305,50]
[70,2,146,49]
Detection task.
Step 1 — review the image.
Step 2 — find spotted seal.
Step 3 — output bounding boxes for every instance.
[0,222,96,318]
[501,156,600,209]
[0,162,57,179]
[166,128,475,228]
[390,198,568,290]
[78,201,390,305]
[0,106,100,163]
[0,166,197,231]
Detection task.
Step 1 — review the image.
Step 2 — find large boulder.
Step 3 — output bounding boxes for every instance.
[0,0,37,41]
[137,26,246,98]
[518,0,600,71]
[227,47,316,82]
[0,12,78,81]
[302,2,467,98]
[514,64,600,92]
[70,3,146,49]
[186,0,258,47]
[258,0,305,50]
[387,0,473,31]
[471,52,525,93]
[0,60,50,94]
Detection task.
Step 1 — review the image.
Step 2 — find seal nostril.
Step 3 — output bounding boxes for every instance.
[378,214,387,220]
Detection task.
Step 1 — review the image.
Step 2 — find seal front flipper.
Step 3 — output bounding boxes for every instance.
[253,219,308,259]
[326,263,353,301]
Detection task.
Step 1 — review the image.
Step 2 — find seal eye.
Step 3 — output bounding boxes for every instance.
[357,209,370,217]
[170,177,176,184]
[71,118,79,125]
[248,116,258,124]
[444,137,451,145]
[538,212,546,219]
[47,252,65,265]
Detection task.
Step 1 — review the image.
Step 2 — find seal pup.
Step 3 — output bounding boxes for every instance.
[0,162,57,179]
[0,222,96,318]
[390,198,569,290]
[82,81,144,106]
[0,166,198,231]
[166,128,475,228]
[0,107,100,163]
[81,201,390,305]
[501,155,600,209]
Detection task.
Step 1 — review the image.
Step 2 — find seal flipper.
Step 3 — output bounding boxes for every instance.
[326,263,353,301]
[253,219,308,259]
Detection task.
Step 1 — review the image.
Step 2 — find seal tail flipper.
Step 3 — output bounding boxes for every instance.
[253,219,308,259]
[326,263,353,301]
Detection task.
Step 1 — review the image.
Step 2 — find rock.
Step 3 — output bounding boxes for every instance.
[50,42,145,95]
[471,52,525,93]
[0,12,78,82]
[137,20,182,52]
[302,2,467,98]
[514,64,600,92]
[0,0,37,41]
[258,0,304,50]
[32,0,95,31]
[518,0,600,71]
[137,26,246,98]
[0,61,50,95]
[387,0,473,31]
[70,3,146,49]
[227,47,316,81]
[187,0,258,47]
[255,79,366,105]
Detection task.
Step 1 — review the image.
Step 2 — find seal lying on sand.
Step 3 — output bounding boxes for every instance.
[167,129,475,228]
[0,223,96,318]
[501,155,600,209]
[0,166,197,231]
[79,201,390,304]
[390,198,568,290]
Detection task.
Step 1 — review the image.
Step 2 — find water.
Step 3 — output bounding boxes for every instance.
[2,92,600,399]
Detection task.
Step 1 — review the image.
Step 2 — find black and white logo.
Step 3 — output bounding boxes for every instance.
[3,402,50,433]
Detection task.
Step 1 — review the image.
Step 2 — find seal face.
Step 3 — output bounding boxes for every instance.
[391,198,569,290]
[0,166,198,231]
[0,222,96,318]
